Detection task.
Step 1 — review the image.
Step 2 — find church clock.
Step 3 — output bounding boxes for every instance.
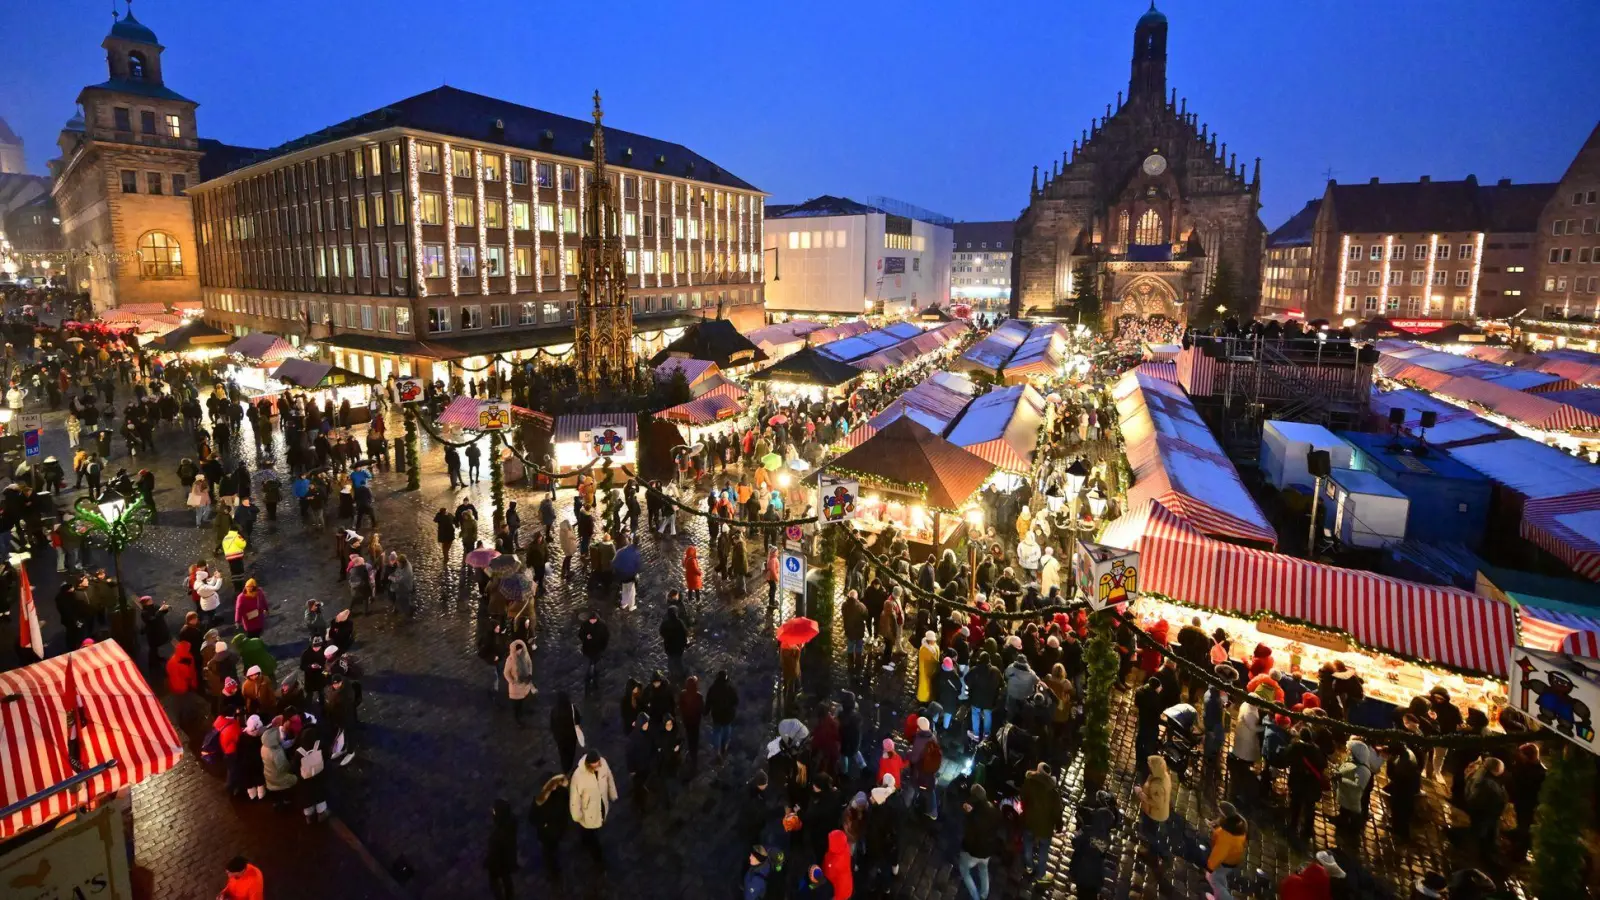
[1141,153,1167,176]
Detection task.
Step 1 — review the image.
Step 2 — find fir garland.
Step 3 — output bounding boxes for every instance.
[490,437,506,530]
[1532,742,1593,900]
[404,410,420,491]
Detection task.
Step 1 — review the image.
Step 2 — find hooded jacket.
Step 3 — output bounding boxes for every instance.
[1335,741,1379,811]
[503,640,535,700]
[1138,756,1172,822]
[569,757,618,829]
[1004,658,1039,702]
[166,642,198,694]
[1207,809,1249,871]
[822,829,853,899]
[259,725,299,792]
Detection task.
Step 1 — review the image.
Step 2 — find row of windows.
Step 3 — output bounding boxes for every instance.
[110,106,181,139]
[120,169,187,196]
[1568,189,1599,206]
[954,277,1010,286]
[1545,275,1600,294]
[959,241,1005,250]
[416,243,753,280]
[210,242,410,286]
[1345,269,1472,287]
[1348,295,1468,314]
[955,252,1007,262]
[1548,247,1600,264]
[208,293,412,335]
[1553,218,1597,236]
[786,230,848,250]
[955,264,1006,273]
[412,141,741,212]
[884,233,925,252]
[421,290,745,334]
[1347,242,1474,261]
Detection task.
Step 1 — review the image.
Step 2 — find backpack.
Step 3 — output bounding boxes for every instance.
[1209,640,1229,666]
[921,738,944,774]
[299,741,325,779]
[199,726,223,766]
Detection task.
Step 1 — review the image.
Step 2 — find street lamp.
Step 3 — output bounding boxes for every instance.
[1086,486,1108,519]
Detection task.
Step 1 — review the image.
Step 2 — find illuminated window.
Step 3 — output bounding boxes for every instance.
[485,199,503,229]
[1134,209,1163,245]
[453,196,474,223]
[417,144,441,174]
[456,246,477,277]
[514,247,531,276]
[420,193,443,225]
[138,231,183,278]
[482,156,500,182]
[422,244,447,277]
[164,114,181,138]
[452,149,473,178]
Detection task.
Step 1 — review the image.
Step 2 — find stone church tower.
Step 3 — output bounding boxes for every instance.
[49,7,204,312]
[1012,4,1264,325]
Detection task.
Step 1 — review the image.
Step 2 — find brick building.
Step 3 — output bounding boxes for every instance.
[0,117,25,175]
[191,86,765,383]
[949,221,1013,312]
[1012,4,1264,324]
[1532,123,1600,319]
[1263,175,1553,323]
[49,10,208,311]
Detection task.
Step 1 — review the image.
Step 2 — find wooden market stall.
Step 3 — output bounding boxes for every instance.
[826,417,994,560]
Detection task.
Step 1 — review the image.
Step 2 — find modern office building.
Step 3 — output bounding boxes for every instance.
[762,195,951,319]
[949,221,1013,311]
[189,85,765,382]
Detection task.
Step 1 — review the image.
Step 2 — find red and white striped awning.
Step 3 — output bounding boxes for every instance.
[1436,376,1600,434]
[1518,604,1600,658]
[1521,490,1600,583]
[656,381,748,426]
[435,396,550,431]
[1103,501,1515,675]
[1,642,183,839]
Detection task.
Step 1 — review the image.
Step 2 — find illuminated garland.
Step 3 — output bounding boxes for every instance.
[504,152,517,295]
[443,141,458,296]
[654,178,663,290]
[475,148,489,295]
[825,464,933,506]
[406,137,426,299]
[670,182,680,288]
[540,162,551,293]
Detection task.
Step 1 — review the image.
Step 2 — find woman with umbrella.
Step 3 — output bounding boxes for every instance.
[777,617,820,708]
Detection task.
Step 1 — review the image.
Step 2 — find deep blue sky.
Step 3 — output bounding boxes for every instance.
[4,0,1596,229]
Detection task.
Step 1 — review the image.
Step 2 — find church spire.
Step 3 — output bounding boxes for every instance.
[590,90,606,177]
[1129,2,1168,103]
[1030,165,1039,197]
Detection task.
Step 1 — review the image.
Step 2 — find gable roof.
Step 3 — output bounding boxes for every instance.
[0,116,18,144]
[1266,199,1321,248]
[766,195,883,219]
[747,345,861,388]
[829,416,995,510]
[951,220,1015,251]
[1327,177,1484,234]
[1478,181,1558,232]
[206,85,756,191]
[648,318,767,369]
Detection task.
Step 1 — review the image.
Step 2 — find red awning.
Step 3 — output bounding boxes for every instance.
[1101,501,1515,675]
[1521,490,1600,583]
[1,642,183,839]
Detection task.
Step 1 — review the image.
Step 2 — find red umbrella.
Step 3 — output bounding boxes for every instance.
[768,413,790,426]
[776,617,820,649]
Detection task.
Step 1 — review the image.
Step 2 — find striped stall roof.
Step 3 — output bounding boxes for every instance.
[1521,490,1600,583]
[1518,603,1600,658]
[1136,361,1179,384]
[959,320,1031,374]
[554,414,636,445]
[1101,501,1515,675]
[1536,358,1600,387]
[436,395,551,430]
[1433,375,1600,434]
[1,642,184,839]
[944,383,1045,474]
[1448,438,1600,500]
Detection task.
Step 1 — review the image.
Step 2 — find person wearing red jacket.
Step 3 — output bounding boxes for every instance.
[876,738,906,790]
[167,642,199,694]
[683,546,704,603]
[823,829,854,899]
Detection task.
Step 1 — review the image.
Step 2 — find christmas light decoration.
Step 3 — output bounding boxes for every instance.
[407,137,427,299]
[1424,233,1439,315]
[475,148,489,295]
[654,178,663,289]
[541,162,552,293]
[1468,231,1485,318]
[504,152,516,294]
[443,141,458,296]
[1379,234,1393,310]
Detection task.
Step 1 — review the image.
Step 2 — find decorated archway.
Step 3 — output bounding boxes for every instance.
[1111,274,1183,322]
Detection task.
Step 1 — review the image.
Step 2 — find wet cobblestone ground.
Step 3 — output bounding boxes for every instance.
[3,399,1513,899]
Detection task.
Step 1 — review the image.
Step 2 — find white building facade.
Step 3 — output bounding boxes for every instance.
[762,195,951,317]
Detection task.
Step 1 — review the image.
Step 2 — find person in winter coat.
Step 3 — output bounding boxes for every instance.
[877,591,904,671]
[1069,826,1107,900]
[823,829,853,899]
[167,641,199,695]
[1461,756,1508,861]
[679,676,704,763]
[625,713,655,807]
[1506,742,1546,857]
[1016,531,1042,579]
[259,720,298,808]
[914,631,940,704]
[708,670,739,759]
[1136,755,1173,882]
[935,657,963,729]
[1020,762,1062,882]
[547,691,583,775]
[960,784,1003,900]
[1038,546,1061,595]
[530,773,570,884]
[660,606,690,682]
[1334,739,1379,829]
[485,798,519,900]
[503,639,536,723]
[1248,643,1274,679]
[1278,857,1333,900]
[965,652,1002,741]
[232,715,267,801]
[1382,743,1423,843]
[233,579,269,637]
[1282,727,1328,845]
[682,545,704,603]
[569,749,618,864]
[1004,656,1040,719]
[743,846,773,900]
[1206,801,1249,900]
[764,547,781,605]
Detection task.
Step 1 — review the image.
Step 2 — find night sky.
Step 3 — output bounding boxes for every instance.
[4,0,1596,230]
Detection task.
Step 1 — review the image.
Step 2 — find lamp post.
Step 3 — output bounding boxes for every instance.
[70,494,152,654]
[1064,458,1089,542]
[1086,485,1108,521]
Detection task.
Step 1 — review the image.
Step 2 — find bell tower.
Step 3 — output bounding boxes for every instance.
[1129,2,1168,103]
[103,3,167,87]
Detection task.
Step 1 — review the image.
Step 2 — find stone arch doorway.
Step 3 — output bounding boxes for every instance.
[1113,274,1183,321]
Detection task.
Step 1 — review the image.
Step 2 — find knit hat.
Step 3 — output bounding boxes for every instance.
[1047,635,1060,648]
[214,640,228,654]
[870,784,894,804]
[324,645,339,658]
[246,665,262,677]
[941,657,955,671]
[916,716,931,733]
[882,737,896,753]
[245,715,264,735]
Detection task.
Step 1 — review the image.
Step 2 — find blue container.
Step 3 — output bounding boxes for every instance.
[1336,431,1492,550]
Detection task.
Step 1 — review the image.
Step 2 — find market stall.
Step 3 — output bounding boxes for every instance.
[943,383,1046,479]
[956,319,1030,377]
[225,332,301,394]
[826,417,994,558]
[1520,490,1600,583]
[839,372,973,450]
[746,345,863,402]
[552,413,637,477]
[270,358,380,424]
[1115,367,1277,546]
[146,318,231,357]
[1,642,184,840]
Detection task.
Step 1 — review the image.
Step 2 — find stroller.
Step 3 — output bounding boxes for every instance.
[1158,702,1200,782]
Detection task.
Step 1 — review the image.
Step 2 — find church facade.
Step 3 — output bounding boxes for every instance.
[1012,5,1264,325]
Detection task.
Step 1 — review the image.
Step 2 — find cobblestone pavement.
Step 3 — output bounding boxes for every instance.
[3,398,1502,899]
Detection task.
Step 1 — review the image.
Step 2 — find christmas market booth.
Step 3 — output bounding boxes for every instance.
[552,413,638,480]
[826,417,994,559]
[269,358,380,424]
[0,642,183,894]
[433,395,554,484]
[145,318,231,361]
[746,345,863,403]
[1099,499,1521,728]
[943,382,1047,485]
[224,332,301,395]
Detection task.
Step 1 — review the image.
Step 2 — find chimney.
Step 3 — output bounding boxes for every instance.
[1419,175,1430,183]
[1369,177,1380,185]
[1498,177,1512,187]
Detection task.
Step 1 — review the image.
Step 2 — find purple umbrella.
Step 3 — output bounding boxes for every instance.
[464,548,500,569]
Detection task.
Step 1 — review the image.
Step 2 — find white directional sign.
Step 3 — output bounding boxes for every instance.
[779,550,807,593]
[16,413,42,434]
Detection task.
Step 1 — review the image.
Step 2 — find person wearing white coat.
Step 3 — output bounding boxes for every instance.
[502,638,537,723]
[569,749,618,866]
[1038,547,1061,596]
[194,567,225,629]
[1016,532,1042,579]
